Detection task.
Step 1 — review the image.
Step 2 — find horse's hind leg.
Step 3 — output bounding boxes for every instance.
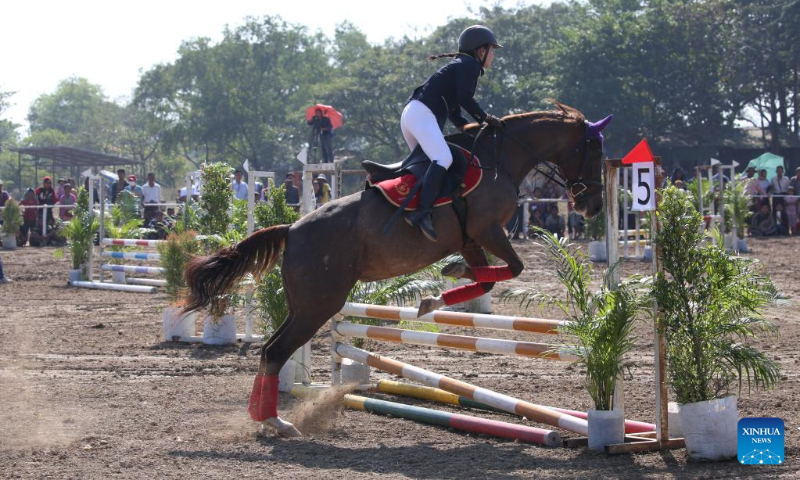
[252,279,354,437]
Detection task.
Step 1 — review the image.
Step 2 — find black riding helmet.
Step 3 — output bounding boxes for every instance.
[457,25,502,53]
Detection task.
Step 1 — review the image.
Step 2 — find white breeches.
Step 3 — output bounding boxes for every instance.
[400,100,453,169]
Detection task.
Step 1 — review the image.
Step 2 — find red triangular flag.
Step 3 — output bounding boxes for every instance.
[622,139,654,164]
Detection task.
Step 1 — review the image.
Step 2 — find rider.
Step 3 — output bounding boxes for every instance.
[402,25,505,242]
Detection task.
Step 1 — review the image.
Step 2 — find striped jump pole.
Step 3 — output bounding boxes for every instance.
[335,343,589,436]
[101,251,161,261]
[101,238,165,247]
[374,380,655,435]
[291,385,561,447]
[101,264,165,275]
[334,321,579,362]
[340,302,568,334]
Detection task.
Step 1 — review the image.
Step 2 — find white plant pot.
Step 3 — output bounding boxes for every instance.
[737,238,749,253]
[68,269,82,283]
[444,278,492,313]
[202,314,237,345]
[680,396,738,461]
[2,233,17,250]
[162,307,197,341]
[588,240,607,262]
[668,401,683,438]
[111,270,126,284]
[278,359,297,393]
[587,408,625,451]
[724,233,738,253]
[642,245,653,262]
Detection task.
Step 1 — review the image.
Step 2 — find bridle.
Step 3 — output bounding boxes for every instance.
[467,120,604,201]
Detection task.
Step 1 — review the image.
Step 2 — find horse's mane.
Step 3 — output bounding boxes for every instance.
[461,100,584,134]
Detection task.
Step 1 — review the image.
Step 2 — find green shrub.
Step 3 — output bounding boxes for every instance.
[157,230,201,303]
[199,162,233,235]
[1,198,24,235]
[62,187,99,271]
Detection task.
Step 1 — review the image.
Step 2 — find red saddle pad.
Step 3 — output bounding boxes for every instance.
[369,147,483,211]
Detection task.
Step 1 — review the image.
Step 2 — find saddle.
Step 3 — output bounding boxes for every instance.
[364,143,483,211]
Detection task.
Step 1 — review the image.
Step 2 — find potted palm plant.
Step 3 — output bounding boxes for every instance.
[158,230,201,341]
[2,198,24,250]
[198,162,238,345]
[654,186,780,460]
[502,229,648,450]
[62,187,99,282]
[722,175,751,253]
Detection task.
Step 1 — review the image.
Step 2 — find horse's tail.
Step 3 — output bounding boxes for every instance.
[183,225,290,314]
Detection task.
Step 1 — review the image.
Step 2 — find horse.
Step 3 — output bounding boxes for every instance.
[183,101,611,437]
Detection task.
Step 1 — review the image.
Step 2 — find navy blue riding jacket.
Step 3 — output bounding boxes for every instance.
[408,54,488,130]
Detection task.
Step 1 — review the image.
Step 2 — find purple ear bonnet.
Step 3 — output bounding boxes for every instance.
[587,114,613,144]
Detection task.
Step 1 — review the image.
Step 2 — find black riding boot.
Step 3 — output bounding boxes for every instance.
[404,161,448,242]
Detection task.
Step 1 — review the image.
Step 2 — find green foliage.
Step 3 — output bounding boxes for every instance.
[654,186,780,405]
[501,228,649,410]
[723,176,752,239]
[199,162,233,235]
[61,187,99,271]
[1,198,23,235]
[157,231,201,303]
[104,204,152,264]
[254,184,301,229]
[115,189,141,219]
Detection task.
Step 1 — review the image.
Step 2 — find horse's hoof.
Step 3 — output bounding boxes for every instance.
[441,262,467,279]
[417,296,445,317]
[263,417,302,438]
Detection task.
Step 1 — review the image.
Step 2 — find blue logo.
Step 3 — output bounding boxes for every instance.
[738,417,784,465]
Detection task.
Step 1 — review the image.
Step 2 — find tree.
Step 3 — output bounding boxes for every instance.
[27,77,120,152]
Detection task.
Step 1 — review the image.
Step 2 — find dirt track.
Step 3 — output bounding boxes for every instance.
[0,238,797,479]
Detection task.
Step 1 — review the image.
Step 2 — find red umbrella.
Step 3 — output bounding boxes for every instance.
[305,103,344,130]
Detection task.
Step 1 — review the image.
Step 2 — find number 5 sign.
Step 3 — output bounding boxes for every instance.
[622,139,657,211]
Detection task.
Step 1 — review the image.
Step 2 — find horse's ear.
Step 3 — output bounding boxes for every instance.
[587,115,613,136]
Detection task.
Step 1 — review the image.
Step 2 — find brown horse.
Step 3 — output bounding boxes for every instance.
[183,102,610,436]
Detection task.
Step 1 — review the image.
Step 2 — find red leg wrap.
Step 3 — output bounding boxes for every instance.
[442,282,487,306]
[248,373,279,421]
[470,266,514,283]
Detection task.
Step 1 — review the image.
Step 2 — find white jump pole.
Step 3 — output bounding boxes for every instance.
[70,281,156,293]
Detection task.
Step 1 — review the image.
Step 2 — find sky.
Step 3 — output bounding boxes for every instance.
[2,0,547,129]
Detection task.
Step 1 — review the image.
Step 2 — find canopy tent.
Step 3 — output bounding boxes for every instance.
[746,152,785,180]
[9,145,143,192]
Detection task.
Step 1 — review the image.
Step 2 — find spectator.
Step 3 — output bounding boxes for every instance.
[232,169,248,200]
[57,184,77,221]
[19,189,38,246]
[741,166,757,182]
[0,179,10,207]
[110,168,127,203]
[665,167,686,188]
[29,214,64,247]
[124,175,144,200]
[142,172,162,221]
[774,203,790,235]
[757,169,770,197]
[750,204,777,237]
[83,177,99,204]
[55,177,66,199]
[568,205,585,239]
[673,179,687,190]
[284,173,300,208]
[0,256,9,283]
[790,167,800,193]
[786,186,799,234]
[545,203,565,238]
[308,108,334,163]
[769,166,790,209]
[530,207,546,231]
[315,174,331,206]
[145,210,170,240]
[35,176,57,224]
